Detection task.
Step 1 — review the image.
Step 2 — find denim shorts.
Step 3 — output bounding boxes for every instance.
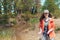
[42,34,54,40]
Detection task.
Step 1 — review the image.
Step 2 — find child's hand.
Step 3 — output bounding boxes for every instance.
[47,31,50,34]
[38,31,41,34]
[38,28,42,35]
[47,28,53,34]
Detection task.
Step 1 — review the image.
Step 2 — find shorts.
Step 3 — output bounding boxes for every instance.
[42,34,54,40]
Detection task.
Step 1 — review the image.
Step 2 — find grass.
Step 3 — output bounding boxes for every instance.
[28,18,39,31]
[29,18,39,24]
[55,27,60,31]
[0,28,15,40]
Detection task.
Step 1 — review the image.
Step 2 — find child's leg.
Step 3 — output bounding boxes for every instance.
[42,35,47,40]
[50,38,54,40]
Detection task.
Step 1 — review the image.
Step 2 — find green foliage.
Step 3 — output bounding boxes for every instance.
[16,0,34,8]
[0,28,14,40]
[0,13,17,25]
[42,0,59,13]
[15,0,34,12]
[41,0,60,18]
[10,13,17,18]
[29,18,39,24]
[0,14,9,25]
[55,27,60,31]
[53,9,60,18]
[55,0,60,8]
[10,19,16,25]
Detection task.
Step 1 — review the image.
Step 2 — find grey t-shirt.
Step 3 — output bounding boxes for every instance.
[43,18,50,36]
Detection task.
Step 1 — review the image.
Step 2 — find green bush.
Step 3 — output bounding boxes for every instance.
[0,14,9,25]
[11,19,16,25]
[55,27,60,31]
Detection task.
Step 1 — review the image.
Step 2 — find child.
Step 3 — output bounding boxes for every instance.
[38,10,55,40]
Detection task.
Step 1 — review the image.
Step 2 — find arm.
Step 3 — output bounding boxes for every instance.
[38,21,42,34]
[38,28,42,34]
[47,19,55,34]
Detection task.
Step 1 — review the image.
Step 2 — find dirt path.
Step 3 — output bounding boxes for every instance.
[19,23,39,40]
[15,19,60,40]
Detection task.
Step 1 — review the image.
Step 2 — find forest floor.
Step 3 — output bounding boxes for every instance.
[0,19,60,40]
[14,19,60,40]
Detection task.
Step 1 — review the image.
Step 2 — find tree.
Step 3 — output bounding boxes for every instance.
[55,0,60,8]
[0,0,16,14]
[42,0,59,13]
[15,0,34,13]
[0,0,5,14]
[35,0,41,13]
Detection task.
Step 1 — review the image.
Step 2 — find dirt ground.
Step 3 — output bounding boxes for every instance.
[13,19,60,40]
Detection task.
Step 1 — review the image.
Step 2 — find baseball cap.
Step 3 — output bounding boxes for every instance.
[43,10,49,13]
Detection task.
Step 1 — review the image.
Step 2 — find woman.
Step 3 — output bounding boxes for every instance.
[38,10,55,40]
